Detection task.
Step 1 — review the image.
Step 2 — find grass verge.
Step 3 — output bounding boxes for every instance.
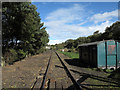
[58,51,79,59]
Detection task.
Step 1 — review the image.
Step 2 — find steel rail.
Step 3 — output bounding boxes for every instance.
[55,51,83,90]
[40,51,52,90]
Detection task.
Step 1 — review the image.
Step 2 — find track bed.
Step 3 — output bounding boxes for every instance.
[2,50,120,89]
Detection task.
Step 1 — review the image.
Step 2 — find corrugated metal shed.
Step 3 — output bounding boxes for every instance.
[78,40,120,69]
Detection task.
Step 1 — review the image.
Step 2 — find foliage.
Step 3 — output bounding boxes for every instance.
[2,2,49,65]
[74,37,90,48]
[88,31,102,42]
[55,43,65,50]
[17,49,27,60]
[64,39,74,49]
[3,49,18,65]
[102,21,120,40]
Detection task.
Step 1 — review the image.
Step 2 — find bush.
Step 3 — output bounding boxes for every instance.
[67,49,77,52]
[17,49,27,59]
[3,49,18,65]
[38,47,45,53]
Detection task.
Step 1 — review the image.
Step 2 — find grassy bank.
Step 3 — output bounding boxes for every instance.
[58,51,79,59]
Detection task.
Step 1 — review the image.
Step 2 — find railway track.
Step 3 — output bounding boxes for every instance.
[31,51,120,90]
[31,51,52,90]
[40,51,52,90]
[55,51,89,90]
[31,51,87,90]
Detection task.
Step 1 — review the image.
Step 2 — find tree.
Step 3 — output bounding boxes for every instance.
[101,21,120,40]
[64,39,74,49]
[2,2,49,64]
[88,30,102,42]
[74,37,90,48]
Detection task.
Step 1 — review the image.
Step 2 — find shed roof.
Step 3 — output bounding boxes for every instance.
[78,40,115,47]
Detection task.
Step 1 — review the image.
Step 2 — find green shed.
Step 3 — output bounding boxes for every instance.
[78,40,120,69]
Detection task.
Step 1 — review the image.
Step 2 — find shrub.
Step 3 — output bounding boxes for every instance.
[3,49,18,65]
[39,47,45,53]
[17,49,27,60]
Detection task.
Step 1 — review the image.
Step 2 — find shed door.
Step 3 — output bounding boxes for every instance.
[106,41,116,66]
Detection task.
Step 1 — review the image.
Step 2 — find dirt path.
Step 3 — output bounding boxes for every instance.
[2,51,73,89]
[2,51,51,88]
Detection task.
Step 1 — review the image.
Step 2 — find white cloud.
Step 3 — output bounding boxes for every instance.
[87,20,114,33]
[90,10,118,24]
[47,20,114,45]
[45,4,85,23]
[44,4,117,45]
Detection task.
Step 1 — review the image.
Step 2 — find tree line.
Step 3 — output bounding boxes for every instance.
[54,21,120,51]
[2,2,49,65]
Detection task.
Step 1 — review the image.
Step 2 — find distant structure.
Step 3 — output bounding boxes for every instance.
[46,46,51,49]
[62,49,64,52]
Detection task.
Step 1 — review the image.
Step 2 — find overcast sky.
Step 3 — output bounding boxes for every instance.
[32,2,118,45]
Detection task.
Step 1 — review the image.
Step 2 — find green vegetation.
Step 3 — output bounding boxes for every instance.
[2,2,49,65]
[85,78,119,88]
[89,68,113,76]
[91,68,113,72]
[58,51,79,59]
[106,69,114,73]
[108,67,120,81]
